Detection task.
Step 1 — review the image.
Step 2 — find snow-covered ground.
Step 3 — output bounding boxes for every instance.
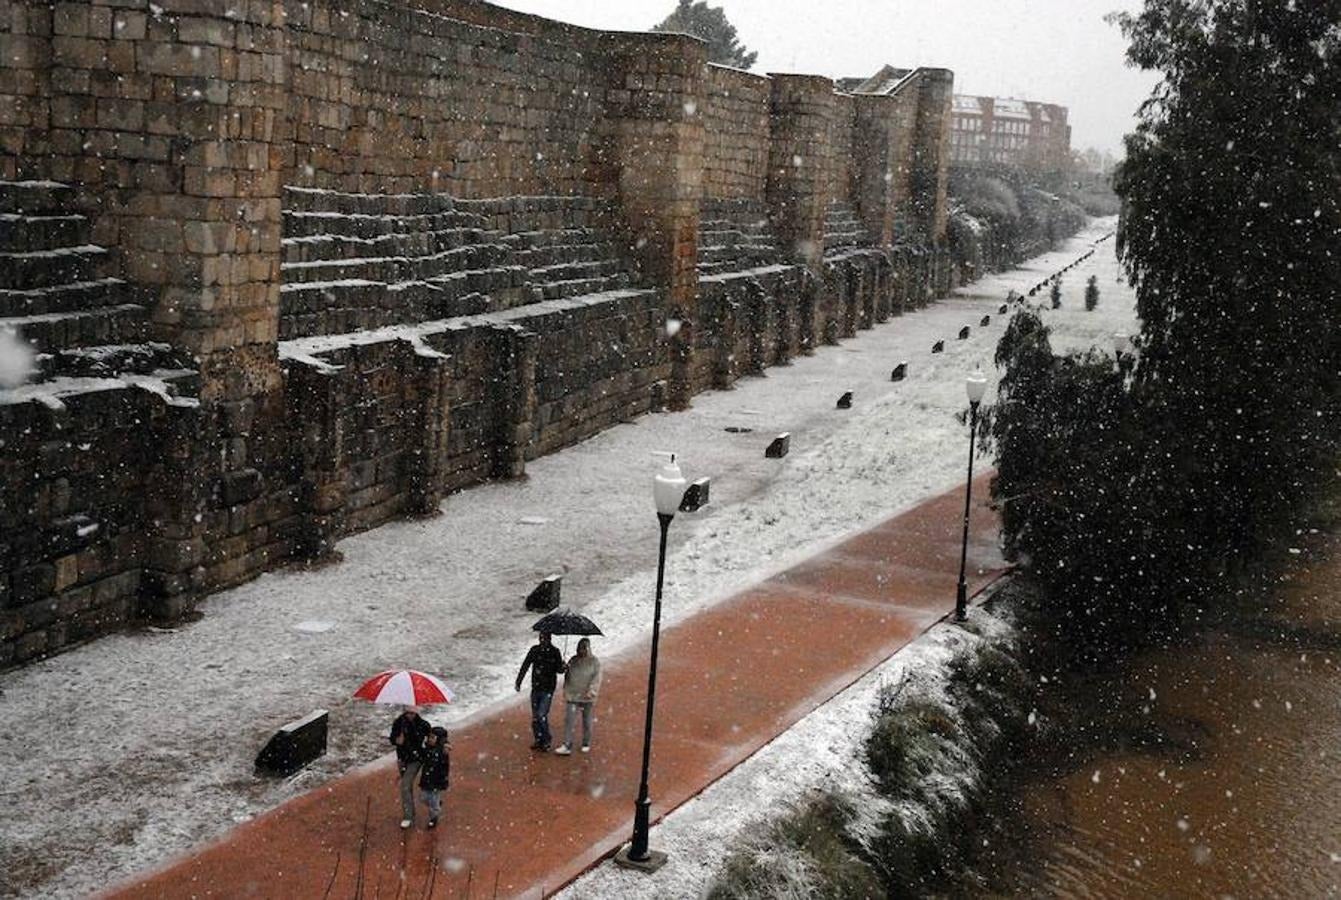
[0,219,1132,899]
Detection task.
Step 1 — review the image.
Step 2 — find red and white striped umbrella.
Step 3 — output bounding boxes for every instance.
[353,670,455,706]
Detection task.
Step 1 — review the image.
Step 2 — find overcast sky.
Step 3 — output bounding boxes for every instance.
[490,0,1158,155]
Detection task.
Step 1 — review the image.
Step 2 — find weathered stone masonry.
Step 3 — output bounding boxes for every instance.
[0,0,956,666]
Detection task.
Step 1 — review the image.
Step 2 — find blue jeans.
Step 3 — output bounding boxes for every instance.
[530,689,554,747]
[397,760,420,821]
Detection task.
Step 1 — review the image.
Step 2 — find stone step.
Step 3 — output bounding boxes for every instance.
[0,245,111,290]
[430,266,531,296]
[283,187,457,217]
[453,195,600,217]
[0,180,76,215]
[282,232,512,266]
[3,304,149,353]
[281,249,521,285]
[528,259,625,283]
[501,228,607,250]
[510,242,621,268]
[43,341,189,380]
[282,210,490,240]
[700,200,769,220]
[699,241,779,257]
[0,277,134,318]
[697,258,781,276]
[699,219,774,234]
[0,213,92,252]
[538,274,630,300]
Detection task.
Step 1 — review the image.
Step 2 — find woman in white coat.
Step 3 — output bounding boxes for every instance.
[554,638,602,755]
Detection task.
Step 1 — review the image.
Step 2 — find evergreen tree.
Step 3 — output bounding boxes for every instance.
[986,0,1341,641]
[1084,275,1099,311]
[1114,0,1341,561]
[1049,280,1061,309]
[651,0,758,70]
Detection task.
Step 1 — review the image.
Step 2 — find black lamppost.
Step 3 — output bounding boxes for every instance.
[955,369,989,621]
[615,451,685,872]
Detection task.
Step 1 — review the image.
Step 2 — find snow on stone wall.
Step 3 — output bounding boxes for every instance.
[0,1,966,668]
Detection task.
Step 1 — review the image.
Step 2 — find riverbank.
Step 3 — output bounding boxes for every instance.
[951,486,1341,896]
[688,491,1341,899]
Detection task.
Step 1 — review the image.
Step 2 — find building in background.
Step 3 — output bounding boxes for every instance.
[949,94,1071,176]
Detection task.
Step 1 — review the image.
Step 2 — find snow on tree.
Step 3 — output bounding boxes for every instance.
[985,0,1341,645]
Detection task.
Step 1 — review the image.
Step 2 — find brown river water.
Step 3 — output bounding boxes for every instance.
[972,529,1341,898]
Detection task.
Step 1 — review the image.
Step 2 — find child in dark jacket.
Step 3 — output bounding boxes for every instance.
[419,726,451,829]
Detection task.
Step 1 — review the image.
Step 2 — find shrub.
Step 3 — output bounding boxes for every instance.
[707,792,882,900]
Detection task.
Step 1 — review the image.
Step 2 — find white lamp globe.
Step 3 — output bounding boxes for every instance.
[652,452,686,516]
[966,369,988,405]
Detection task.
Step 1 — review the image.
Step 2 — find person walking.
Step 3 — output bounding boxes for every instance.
[554,638,602,756]
[419,726,451,829]
[390,705,430,828]
[515,632,566,751]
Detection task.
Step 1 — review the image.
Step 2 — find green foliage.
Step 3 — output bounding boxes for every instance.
[707,622,1039,899]
[651,0,758,70]
[950,175,1087,268]
[1113,0,1341,555]
[865,698,961,797]
[985,1,1341,646]
[1062,178,1122,217]
[707,792,882,900]
[982,309,1152,645]
[1085,275,1100,311]
[957,175,1021,224]
[948,643,1034,749]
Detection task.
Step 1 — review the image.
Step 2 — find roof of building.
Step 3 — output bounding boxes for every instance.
[846,64,916,96]
[993,98,1031,119]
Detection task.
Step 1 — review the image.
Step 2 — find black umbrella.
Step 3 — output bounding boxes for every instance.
[532,608,603,636]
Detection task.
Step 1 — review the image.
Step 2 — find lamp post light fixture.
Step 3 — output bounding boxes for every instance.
[955,369,989,622]
[1112,331,1130,357]
[616,451,686,873]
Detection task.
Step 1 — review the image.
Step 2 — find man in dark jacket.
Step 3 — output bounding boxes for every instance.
[390,706,431,828]
[515,632,566,751]
[419,726,451,829]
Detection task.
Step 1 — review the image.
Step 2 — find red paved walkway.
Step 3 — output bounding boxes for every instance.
[106,474,1005,899]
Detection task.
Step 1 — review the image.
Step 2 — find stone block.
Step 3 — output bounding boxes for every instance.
[114,11,148,41]
[53,555,80,593]
[11,564,55,606]
[177,17,236,49]
[255,709,329,777]
[525,574,561,612]
[765,432,791,459]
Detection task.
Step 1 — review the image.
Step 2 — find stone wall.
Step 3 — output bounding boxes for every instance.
[1,0,971,667]
[701,65,772,202]
[284,0,611,199]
